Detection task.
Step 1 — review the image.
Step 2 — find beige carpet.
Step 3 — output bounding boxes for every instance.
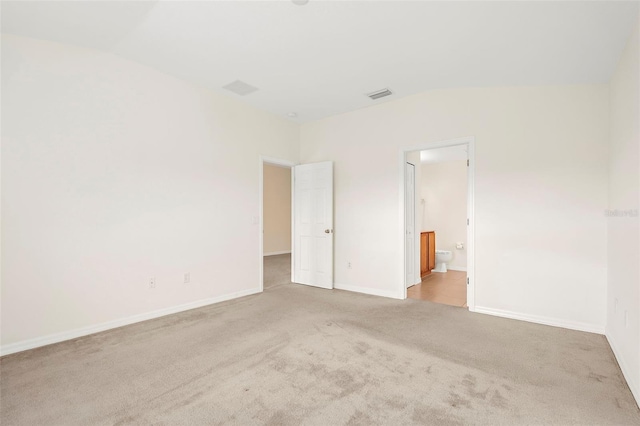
[263,253,292,289]
[1,278,639,425]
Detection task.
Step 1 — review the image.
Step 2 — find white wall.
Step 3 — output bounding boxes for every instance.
[263,164,291,255]
[1,35,299,351]
[606,17,640,404]
[301,84,609,332]
[421,160,467,270]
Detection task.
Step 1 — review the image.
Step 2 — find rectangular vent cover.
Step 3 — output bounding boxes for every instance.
[367,88,393,100]
[223,80,259,96]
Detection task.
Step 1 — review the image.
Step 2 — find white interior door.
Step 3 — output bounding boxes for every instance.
[405,162,416,287]
[292,161,333,289]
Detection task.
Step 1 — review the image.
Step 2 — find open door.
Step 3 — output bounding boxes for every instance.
[405,162,416,287]
[292,161,333,289]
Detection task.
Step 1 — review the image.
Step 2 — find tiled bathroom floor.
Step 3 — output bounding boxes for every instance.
[407,270,467,308]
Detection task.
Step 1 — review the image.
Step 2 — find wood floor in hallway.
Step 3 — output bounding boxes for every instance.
[407,270,467,307]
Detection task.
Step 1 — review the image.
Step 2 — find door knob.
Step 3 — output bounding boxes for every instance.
[324,229,333,234]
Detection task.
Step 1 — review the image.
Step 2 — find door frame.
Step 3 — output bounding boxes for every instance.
[405,162,417,288]
[259,156,296,292]
[398,136,476,310]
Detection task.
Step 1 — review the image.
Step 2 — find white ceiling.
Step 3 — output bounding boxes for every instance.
[2,1,638,122]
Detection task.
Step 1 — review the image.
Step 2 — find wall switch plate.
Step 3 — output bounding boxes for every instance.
[149,277,156,289]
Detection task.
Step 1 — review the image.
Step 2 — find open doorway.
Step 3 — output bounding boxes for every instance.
[259,158,335,292]
[401,137,475,310]
[260,158,294,291]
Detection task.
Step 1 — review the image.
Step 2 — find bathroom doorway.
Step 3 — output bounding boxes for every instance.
[400,137,475,310]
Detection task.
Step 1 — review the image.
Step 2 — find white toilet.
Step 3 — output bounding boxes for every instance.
[433,250,452,273]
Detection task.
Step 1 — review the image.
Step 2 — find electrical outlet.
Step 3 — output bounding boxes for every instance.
[347,262,352,269]
[149,277,156,289]
[184,272,190,284]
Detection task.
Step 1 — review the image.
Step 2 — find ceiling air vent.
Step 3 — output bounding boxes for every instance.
[367,88,393,100]
[222,80,259,96]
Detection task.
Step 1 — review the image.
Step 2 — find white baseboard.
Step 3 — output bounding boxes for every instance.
[606,332,640,407]
[334,283,402,300]
[447,266,467,272]
[0,287,262,357]
[473,306,605,334]
[264,250,291,256]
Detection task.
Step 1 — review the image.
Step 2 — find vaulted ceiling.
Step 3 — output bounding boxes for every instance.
[2,1,638,122]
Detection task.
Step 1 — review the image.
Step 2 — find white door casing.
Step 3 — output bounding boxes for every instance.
[292,161,334,289]
[405,162,416,287]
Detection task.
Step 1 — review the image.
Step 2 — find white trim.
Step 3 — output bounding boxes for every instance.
[447,266,467,272]
[291,164,297,285]
[259,156,295,292]
[405,162,417,287]
[264,250,291,256]
[261,156,296,168]
[473,306,605,334]
[334,283,402,300]
[399,136,475,310]
[606,333,640,406]
[0,288,261,356]
[466,140,476,310]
